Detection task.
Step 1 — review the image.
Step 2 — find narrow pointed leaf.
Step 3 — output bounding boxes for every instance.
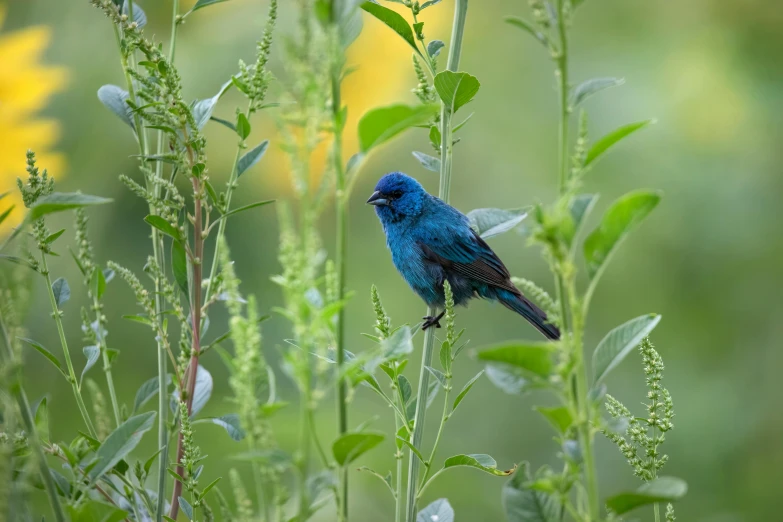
[570,77,624,107]
[20,338,67,378]
[412,151,441,173]
[190,0,229,13]
[592,314,661,384]
[192,80,233,130]
[45,228,66,244]
[360,2,420,55]
[194,414,246,442]
[236,113,251,140]
[237,140,269,178]
[332,431,385,466]
[27,193,112,221]
[34,397,50,443]
[87,412,156,482]
[583,190,661,279]
[80,346,100,388]
[214,200,275,223]
[452,370,484,412]
[171,239,189,296]
[358,467,395,498]
[585,120,653,167]
[505,16,549,46]
[144,215,180,241]
[425,366,447,388]
[178,497,194,520]
[134,374,171,413]
[397,436,426,463]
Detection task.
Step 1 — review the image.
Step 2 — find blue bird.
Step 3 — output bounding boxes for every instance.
[367,172,560,340]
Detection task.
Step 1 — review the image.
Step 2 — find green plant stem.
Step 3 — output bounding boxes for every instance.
[654,502,661,522]
[417,376,451,493]
[0,313,66,522]
[92,294,121,427]
[405,5,468,520]
[39,252,97,437]
[298,371,313,519]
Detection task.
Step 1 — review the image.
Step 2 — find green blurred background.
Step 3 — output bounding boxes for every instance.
[3,0,782,520]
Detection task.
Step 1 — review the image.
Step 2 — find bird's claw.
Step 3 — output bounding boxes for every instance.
[421,311,446,331]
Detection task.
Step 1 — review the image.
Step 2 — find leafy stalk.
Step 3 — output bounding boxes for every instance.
[405,2,469,521]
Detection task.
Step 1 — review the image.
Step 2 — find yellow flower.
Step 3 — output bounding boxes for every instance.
[0,5,67,234]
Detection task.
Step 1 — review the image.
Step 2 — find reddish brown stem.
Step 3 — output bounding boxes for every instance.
[168,171,204,520]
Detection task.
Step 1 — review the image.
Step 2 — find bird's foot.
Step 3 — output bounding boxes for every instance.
[421,311,446,330]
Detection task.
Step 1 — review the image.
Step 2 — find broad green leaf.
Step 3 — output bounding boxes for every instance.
[188,365,213,416]
[505,16,549,47]
[427,39,445,57]
[412,151,441,173]
[20,338,67,378]
[144,215,180,241]
[434,71,480,113]
[583,190,661,279]
[194,414,246,442]
[189,0,229,14]
[87,412,156,482]
[592,314,661,384]
[358,467,395,498]
[425,366,447,388]
[91,265,107,300]
[443,454,515,477]
[382,325,414,360]
[534,406,573,434]
[332,431,385,466]
[51,277,70,308]
[80,346,100,388]
[237,140,269,178]
[213,200,275,224]
[570,77,624,107]
[502,462,561,522]
[97,85,134,130]
[27,193,112,221]
[360,2,420,55]
[478,342,555,378]
[605,476,688,515]
[134,374,171,412]
[485,363,531,395]
[122,1,146,28]
[236,113,251,140]
[66,500,128,522]
[417,499,454,522]
[467,207,528,239]
[398,375,412,404]
[34,397,50,443]
[178,496,194,520]
[171,239,189,296]
[452,370,483,412]
[358,103,438,152]
[439,340,452,373]
[584,120,653,167]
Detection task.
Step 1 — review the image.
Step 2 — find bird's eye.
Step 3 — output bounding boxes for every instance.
[390,190,403,198]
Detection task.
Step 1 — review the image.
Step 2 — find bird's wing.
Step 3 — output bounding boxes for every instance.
[418,227,519,294]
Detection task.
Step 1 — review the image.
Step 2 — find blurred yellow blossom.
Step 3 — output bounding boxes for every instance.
[0,5,67,234]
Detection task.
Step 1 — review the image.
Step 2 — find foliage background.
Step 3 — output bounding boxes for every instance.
[2,0,782,520]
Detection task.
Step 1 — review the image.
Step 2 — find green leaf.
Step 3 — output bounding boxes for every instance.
[427,39,445,57]
[66,500,128,522]
[90,266,107,301]
[425,366,447,388]
[214,200,275,224]
[195,414,246,442]
[236,113,251,140]
[429,125,441,149]
[412,151,441,173]
[97,85,134,130]
[45,228,66,244]
[134,374,171,413]
[171,239,189,296]
[570,77,624,107]
[178,497,194,520]
[534,406,573,434]
[27,192,112,221]
[478,342,555,378]
[397,375,412,404]
[190,0,230,14]
[80,346,100,388]
[210,115,236,131]
[237,140,269,178]
[439,340,452,373]
[592,314,661,384]
[396,436,425,463]
[505,16,549,47]
[0,205,14,227]
[452,370,484,412]
[51,277,70,308]
[417,499,454,522]
[87,412,156,482]
[583,190,661,279]
[34,397,50,443]
[485,363,532,395]
[144,215,180,241]
[434,71,480,113]
[467,208,528,239]
[502,462,561,522]
[20,338,67,378]
[360,2,420,55]
[381,325,414,360]
[122,1,146,28]
[443,454,515,477]
[332,431,385,466]
[605,476,688,515]
[584,120,653,167]
[0,255,35,269]
[172,365,212,417]
[568,193,597,242]
[198,476,222,501]
[357,467,395,498]
[358,103,438,152]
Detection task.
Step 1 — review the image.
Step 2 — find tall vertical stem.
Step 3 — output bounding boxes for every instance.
[0,312,66,522]
[405,3,468,521]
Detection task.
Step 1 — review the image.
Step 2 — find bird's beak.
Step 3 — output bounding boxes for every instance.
[366,191,389,206]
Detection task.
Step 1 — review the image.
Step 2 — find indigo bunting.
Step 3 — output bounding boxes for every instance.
[367,172,560,340]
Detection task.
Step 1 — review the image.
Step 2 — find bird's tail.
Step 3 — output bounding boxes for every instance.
[497,289,560,340]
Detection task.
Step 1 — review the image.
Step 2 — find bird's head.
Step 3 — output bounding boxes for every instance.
[367,172,428,224]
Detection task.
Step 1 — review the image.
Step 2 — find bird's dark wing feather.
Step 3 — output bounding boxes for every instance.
[418,229,519,294]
